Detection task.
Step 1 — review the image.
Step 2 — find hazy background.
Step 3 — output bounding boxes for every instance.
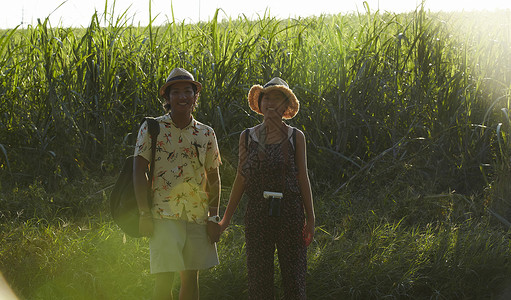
[3,0,511,29]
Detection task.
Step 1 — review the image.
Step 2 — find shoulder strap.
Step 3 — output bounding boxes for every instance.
[244,128,250,149]
[292,128,296,152]
[143,117,160,139]
[291,128,298,166]
[142,117,160,184]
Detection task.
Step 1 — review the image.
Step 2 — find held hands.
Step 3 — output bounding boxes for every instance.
[207,221,221,244]
[218,219,229,233]
[206,218,230,244]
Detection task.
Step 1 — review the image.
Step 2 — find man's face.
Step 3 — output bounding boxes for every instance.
[166,82,198,114]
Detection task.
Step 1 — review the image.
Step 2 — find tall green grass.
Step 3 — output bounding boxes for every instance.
[1,7,509,196]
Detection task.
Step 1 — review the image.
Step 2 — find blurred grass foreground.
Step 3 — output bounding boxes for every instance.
[2,2,511,299]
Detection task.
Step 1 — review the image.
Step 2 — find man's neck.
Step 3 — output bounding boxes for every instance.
[170,112,192,129]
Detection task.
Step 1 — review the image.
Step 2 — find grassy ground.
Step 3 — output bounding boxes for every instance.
[1,177,511,300]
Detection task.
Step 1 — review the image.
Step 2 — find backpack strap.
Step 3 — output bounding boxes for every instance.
[144,117,160,138]
[142,117,160,194]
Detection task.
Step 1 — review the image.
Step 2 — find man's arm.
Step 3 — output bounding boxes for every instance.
[206,167,221,244]
[133,155,153,236]
[206,167,221,216]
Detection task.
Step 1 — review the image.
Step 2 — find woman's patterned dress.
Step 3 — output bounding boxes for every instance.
[241,128,307,299]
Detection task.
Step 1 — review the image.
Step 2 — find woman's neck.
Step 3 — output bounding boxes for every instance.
[259,119,287,144]
[262,117,283,130]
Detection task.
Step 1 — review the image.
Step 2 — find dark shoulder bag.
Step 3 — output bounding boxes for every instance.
[110,117,160,237]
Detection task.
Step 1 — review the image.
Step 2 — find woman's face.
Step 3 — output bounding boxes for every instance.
[260,90,288,118]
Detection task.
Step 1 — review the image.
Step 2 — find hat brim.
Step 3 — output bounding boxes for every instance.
[159,80,202,99]
[247,85,299,119]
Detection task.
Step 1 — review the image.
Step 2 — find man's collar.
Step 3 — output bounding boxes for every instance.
[164,114,196,130]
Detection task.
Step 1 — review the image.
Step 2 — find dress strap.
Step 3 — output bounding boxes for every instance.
[244,128,249,149]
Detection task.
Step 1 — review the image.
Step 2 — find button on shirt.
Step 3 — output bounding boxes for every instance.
[134,114,221,224]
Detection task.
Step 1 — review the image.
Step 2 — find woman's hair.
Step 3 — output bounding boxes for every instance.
[162,83,198,112]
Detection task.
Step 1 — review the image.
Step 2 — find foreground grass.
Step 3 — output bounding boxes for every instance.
[2,191,511,299]
[0,217,152,299]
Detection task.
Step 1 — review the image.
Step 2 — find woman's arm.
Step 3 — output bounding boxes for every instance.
[295,129,315,246]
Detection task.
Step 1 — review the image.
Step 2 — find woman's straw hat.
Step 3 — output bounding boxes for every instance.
[159,68,202,99]
[247,77,299,119]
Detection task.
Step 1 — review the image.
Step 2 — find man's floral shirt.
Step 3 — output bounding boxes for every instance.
[134,114,221,224]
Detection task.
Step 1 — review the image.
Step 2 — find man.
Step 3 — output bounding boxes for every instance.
[133,68,221,300]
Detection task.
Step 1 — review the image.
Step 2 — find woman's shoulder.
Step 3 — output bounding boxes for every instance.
[242,125,261,141]
[246,124,261,133]
[286,125,304,138]
[286,126,306,149]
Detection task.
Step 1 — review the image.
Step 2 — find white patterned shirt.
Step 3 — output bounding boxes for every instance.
[134,114,221,224]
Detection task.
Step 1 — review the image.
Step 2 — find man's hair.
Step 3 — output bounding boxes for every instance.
[163,83,198,100]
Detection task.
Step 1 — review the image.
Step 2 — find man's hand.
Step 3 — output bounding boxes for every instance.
[139,215,154,237]
[207,221,221,244]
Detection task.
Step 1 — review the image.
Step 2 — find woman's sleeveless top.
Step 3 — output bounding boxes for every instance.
[241,127,303,218]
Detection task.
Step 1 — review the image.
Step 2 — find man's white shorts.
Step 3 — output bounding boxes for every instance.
[150,218,219,273]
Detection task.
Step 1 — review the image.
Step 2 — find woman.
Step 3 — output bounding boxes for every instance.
[219,77,315,299]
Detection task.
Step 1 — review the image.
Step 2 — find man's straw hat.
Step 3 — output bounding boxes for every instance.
[159,68,202,99]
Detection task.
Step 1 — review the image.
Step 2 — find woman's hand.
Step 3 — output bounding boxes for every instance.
[303,220,315,247]
[219,218,229,234]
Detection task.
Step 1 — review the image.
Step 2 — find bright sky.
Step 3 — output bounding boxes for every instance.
[2,0,511,29]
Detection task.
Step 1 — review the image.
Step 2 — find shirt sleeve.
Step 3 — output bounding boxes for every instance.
[204,128,221,171]
[134,120,151,162]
